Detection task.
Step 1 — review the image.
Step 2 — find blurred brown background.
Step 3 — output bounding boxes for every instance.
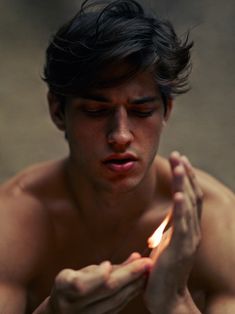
[0,0,234,190]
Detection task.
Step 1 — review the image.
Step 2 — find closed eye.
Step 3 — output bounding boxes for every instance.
[128,104,160,118]
[81,105,111,117]
[130,108,156,117]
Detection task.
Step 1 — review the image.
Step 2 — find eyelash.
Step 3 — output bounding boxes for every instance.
[82,107,156,118]
[130,109,156,117]
[82,108,110,117]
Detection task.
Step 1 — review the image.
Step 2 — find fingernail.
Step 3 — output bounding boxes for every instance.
[171,151,180,158]
[175,164,185,175]
[174,192,184,202]
[131,252,141,259]
[182,155,191,166]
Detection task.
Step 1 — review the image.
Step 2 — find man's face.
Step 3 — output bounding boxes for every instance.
[62,69,171,193]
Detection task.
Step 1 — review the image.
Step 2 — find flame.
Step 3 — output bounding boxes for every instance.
[147,212,171,249]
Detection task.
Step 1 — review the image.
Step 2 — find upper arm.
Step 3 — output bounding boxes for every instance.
[0,283,27,313]
[0,230,29,313]
[0,190,53,313]
[194,171,235,313]
[205,294,235,314]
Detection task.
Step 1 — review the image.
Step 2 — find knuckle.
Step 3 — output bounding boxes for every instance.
[55,269,75,289]
[82,264,99,272]
[173,225,187,242]
[182,246,194,259]
[55,269,88,297]
[71,274,88,296]
[180,219,189,235]
[130,268,141,277]
[180,227,188,237]
[128,264,142,276]
[98,268,110,281]
[105,278,118,291]
[184,237,201,256]
[197,191,204,202]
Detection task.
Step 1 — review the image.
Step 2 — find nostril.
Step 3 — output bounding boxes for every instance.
[107,129,133,145]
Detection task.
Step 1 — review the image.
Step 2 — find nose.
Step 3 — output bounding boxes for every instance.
[107,106,134,151]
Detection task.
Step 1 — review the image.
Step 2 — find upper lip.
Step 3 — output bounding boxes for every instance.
[103,153,138,163]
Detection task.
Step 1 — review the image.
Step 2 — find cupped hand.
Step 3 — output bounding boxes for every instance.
[145,152,203,313]
[48,252,153,314]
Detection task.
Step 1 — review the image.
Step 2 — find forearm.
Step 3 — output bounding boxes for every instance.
[172,289,201,314]
[32,297,52,314]
[148,288,201,314]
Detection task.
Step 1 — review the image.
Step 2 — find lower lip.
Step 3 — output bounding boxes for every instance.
[104,161,136,172]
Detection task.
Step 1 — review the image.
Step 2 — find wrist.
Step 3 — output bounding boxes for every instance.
[172,288,201,314]
[147,288,201,314]
[32,297,53,314]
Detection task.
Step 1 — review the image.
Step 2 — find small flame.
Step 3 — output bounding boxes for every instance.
[147,212,171,249]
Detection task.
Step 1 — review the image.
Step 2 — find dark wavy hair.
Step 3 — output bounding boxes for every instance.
[43,0,193,108]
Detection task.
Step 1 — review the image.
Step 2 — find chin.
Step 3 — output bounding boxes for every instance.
[99,172,147,194]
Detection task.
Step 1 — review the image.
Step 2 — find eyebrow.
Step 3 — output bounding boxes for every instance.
[82,94,110,102]
[129,96,161,105]
[81,94,161,104]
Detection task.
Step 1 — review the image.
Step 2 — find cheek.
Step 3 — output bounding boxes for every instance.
[138,121,164,159]
[66,119,105,153]
[137,118,164,142]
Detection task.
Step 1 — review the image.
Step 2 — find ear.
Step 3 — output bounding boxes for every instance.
[162,97,174,127]
[47,91,66,131]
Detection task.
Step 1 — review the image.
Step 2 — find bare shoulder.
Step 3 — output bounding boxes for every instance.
[195,167,234,203]
[191,168,235,293]
[195,167,235,234]
[0,159,65,284]
[154,154,234,208]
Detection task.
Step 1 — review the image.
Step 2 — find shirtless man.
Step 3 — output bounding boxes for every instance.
[0,0,234,313]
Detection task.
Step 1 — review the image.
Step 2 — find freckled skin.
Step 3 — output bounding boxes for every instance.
[0,70,235,313]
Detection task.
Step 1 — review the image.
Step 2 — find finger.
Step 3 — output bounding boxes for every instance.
[172,155,200,236]
[106,258,152,292]
[170,193,200,258]
[181,157,196,205]
[170,192,189,249]
[170,152,188,195]
[170,152,196,205]
[71,257,152,308]
[55,262,112,299]
[169,151,182,169]
[122,252,142,265]
[178,164,199,234]
[181,156,204,220]
[182,173,201,236]
[172,163,185,193]
[74,257,151,308]
[111,252,142,273]
[83,276,145,314]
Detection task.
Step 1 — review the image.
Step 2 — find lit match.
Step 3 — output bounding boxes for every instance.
[147,211,172,249]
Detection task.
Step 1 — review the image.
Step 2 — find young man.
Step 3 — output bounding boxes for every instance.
[0,0,234,313]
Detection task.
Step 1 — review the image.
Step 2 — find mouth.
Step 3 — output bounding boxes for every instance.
[105,158,134,164]
[102,154,138,172]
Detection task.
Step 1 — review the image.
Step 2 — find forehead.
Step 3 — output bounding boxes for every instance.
[87,66,161,102]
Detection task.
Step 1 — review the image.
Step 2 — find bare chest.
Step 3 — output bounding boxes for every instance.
[28,196,206,312]
[28,236,206,313]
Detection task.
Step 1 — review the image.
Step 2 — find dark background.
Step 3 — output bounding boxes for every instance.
[0,0,234,190]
